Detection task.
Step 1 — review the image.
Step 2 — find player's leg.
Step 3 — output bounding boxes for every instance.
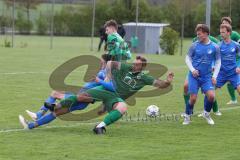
[183,79,189,105]
[19,107,68,129]
[212,74,228,115]
[229,74,240,101]
[202,90,215,125]
[201,79,215,125]
[19,97,89,129]
[93,101,127,134]
[183,74,198,125]
[226,83,237,104]
[98,38,104,51]
[26,91,64,120]
[183,72,190,105]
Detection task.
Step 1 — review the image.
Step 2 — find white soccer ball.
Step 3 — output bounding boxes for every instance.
[146,105,159,117]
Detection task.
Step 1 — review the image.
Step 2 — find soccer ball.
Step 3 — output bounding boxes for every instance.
[146,105,159,117]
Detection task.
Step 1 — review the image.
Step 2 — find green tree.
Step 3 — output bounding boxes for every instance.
[160,27,179,55]
[36,12,48,35]
[5,0,41,24]
[15,11,33,34]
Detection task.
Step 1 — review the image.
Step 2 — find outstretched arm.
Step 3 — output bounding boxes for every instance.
[153,72,174,88]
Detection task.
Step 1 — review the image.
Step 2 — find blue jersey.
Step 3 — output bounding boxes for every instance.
[219,40,240,76]
[187,41,220,78]
[80,69,106,91]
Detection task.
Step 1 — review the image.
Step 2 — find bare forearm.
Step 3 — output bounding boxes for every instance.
[153,79,171,88]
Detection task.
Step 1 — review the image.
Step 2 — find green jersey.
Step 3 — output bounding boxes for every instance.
[192,35,219,43]
[85,63,155,112]
[107,32,131,61]
[112,63,155,99]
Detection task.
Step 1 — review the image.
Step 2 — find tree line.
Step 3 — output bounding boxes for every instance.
[0,0,239,37]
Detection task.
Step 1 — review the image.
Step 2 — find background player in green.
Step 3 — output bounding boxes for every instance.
[218,17,240,105]
[104,19,131,61]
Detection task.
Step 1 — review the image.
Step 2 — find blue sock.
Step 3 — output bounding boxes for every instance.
[36,112,56,127]
[28,122,35,129]
[204,96,213,112]
[46,96,56,104]
[185,101,194,115]
[36,96,56,119]
[69,102,89,112]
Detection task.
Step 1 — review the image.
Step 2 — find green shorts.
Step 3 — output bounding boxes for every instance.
[86,86,124,112]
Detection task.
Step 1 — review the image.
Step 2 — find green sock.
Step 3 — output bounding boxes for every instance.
[60,95,78,108]
[184,94,190,105]
[103,110,122,126]
[227,83,236,101]
[212,100,218,113]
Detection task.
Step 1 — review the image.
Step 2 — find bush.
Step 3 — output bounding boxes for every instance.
[36,13,49,35]
[15,11,33,34]
[0,16,11,34]
[160,27,179,55]
[4,39,11,48]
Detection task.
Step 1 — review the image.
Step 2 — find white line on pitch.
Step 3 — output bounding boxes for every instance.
[0,122,95,133]
[0,105,240,133]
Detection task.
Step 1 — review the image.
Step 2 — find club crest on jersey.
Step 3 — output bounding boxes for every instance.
[207,49,213,54]
[123,76,137,88]
[137,75,141,79]
[231,48,235,52]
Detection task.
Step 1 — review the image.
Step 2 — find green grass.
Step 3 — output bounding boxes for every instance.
[0,35,240,160]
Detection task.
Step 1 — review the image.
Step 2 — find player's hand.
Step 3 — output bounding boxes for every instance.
[212,77,216,85]
[192,70,199,77]
[236,67,240,74]
[166,72,174,84]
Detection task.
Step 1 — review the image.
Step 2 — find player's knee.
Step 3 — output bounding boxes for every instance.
[208,94,215,102]
[114,102,127,114]
[54,108,69,116]
[190,96,197,104]
[50,90,58,97]
[77,94,85,101]
[237,86,240,94]
[183,84,188,94]
[51,90,64,99]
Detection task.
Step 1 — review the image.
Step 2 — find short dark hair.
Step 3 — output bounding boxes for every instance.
[136,55,147,68]
[221,17,232,24]
[195,24,210,35]
[220,24,232,33]
[101,54,112,62]
[104,19,118,30]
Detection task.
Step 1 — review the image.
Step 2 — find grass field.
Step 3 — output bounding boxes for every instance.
[1,35,240,160]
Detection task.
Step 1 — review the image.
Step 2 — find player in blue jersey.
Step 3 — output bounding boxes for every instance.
[21,54,110,124]
[219,17,240,105]
[182,36,220,117]
[215,24,240,103]
[183,24,221,125]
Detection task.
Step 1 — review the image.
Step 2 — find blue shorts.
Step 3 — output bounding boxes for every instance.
[64,93,88,112]
[216,72,240,89]
[188,73,214,94]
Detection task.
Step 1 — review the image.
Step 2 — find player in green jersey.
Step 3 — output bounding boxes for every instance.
[20,56,173,134]
[104,19,131,61]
